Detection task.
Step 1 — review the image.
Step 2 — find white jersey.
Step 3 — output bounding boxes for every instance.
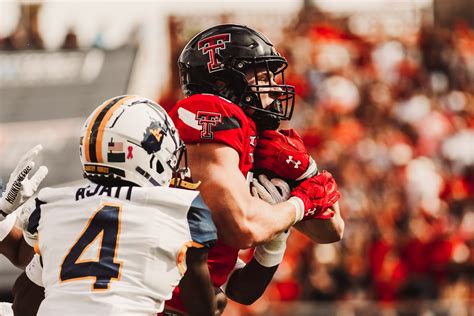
[26,181,216,316]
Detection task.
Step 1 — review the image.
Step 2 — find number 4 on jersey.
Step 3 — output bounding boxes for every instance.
[60,204,122,290]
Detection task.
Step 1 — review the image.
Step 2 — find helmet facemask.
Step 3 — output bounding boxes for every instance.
[237,58,295,130]
[169,140,189,182]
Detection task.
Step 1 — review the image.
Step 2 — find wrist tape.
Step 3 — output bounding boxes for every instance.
[288,196,305,224]
[254,230,290,267]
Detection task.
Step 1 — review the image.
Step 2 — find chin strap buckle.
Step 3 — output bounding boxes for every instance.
[170,177,202,190]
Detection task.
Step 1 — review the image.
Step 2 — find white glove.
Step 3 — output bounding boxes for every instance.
[251,174,291,205]
[0,145,48,221]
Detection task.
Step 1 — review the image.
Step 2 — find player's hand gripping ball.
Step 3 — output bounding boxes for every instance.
[290,171,340,220]
[254,129,317,181]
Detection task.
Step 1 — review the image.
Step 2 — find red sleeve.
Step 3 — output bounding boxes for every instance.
[169,94,246,156]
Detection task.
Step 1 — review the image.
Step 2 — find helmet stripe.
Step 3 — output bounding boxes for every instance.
[85,96,119,162]
[95,96,133,163]
[85,95,129,163]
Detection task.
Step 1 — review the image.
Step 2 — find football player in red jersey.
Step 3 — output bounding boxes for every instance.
[166,24,344,314]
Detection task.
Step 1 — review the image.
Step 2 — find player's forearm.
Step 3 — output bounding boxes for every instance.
[210,192,295,248]
[180,248,217,316]
[294,206,344,243]
[198,175,295,248]
[188,143,295,247]
[225,258,278,305]
[17,238,35,269]
[0,226,24,267]
[243,198,295,245]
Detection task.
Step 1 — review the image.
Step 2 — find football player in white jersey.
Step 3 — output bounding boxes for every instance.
[15,96,218,316]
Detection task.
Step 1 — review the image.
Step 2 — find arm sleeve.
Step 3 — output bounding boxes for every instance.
[220,257,246,294]
[187,194,217,249]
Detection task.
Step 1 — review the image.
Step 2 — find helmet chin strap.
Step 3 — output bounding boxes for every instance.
[250,98,283,131]
[251,111,280,131]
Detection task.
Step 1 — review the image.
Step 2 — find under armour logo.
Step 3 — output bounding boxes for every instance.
[198,33,231,73]
[286,156,301,169]
[306,208,317,217]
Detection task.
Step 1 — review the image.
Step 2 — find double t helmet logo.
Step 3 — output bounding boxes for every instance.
[198,34,231,73]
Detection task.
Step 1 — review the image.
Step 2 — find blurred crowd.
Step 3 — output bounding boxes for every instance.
[162,6,474,316]
[242,7,474,316]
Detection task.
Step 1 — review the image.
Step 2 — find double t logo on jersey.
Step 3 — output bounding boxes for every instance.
[196,111,222,139]
[198,34,231,73]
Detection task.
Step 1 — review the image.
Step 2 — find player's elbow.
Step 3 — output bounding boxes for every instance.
[222,220,260,249]
[214,206,266,248]
[334,217,345,241]
[328,230,344,243]
[325,218,345,243]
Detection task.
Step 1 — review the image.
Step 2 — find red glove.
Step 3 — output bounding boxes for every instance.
[289,171,340,221]
[254,129,317,181]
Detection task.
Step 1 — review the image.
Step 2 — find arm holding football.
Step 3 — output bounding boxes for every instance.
[289,171,344,242]
[225,176,291,304]
[294,201,344,243]
[186,143,297,248]
[255,130,344,242]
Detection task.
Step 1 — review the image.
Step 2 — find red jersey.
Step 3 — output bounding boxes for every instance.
[166,94,257,313]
